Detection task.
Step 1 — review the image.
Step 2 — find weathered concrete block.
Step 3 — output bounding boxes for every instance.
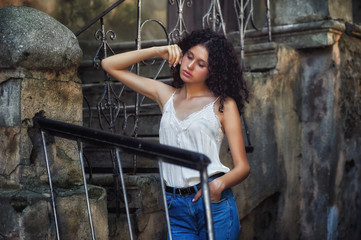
[244,42,278,71]
[0,185,108,240]
[136,211,167,240]
[107,173,167,240]
[0,126,20,186]
[56,185,109,240]
[272,0,352,25]
[0,6,82,71]
[0,6,83,187]
[0,79,21,126]
[108,213,135,240]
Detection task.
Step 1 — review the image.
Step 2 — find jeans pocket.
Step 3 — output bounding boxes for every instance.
[211,197,228,204]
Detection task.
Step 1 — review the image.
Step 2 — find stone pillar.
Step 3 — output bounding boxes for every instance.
[237,1,361,240]
[0,6,108,239]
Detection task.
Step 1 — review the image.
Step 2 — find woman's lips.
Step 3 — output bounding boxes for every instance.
[182,70,192,78]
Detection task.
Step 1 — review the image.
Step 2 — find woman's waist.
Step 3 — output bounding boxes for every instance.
[165,172,225,196]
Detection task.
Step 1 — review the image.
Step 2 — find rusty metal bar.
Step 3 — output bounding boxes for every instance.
[200,168,214,240]
[115,148,134,240]
[40,130,61,240]
[158,161,173,240]
[78,140,96,240]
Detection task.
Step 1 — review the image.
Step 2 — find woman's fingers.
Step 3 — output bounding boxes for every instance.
[168,44,182,67]
[168,45,175,67]
[192,190,202,202]
[175,44,182,66]
[156,44,181,67]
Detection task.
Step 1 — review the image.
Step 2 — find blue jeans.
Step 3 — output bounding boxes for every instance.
[166,186,241,239]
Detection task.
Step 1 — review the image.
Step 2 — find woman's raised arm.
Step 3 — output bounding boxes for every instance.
[101,45,182,108]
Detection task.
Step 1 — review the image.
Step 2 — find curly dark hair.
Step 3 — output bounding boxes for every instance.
[171,28,249,113]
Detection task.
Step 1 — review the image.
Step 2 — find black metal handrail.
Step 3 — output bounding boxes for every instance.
[33,116,210,170]
[75,0,126,37]
[33,114,215,240]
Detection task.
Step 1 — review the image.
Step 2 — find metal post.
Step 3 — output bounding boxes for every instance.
[239,0,245,67]
[200,168,214,240]
[158,161,173,240]
[115,148,134,240]
[132,0,142,174]
[266,0,272,41]
[41,130,61,240]
[99,17,116,132]
[212,0,216,31]
[178,0,184,35]
[77,140,96,240]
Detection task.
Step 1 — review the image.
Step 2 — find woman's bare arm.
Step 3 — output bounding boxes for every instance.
[193,97,250,202]
[101,45,182,107]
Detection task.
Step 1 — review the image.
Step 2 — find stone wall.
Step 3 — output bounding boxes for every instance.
[236,1,361,239]
[0,6,108,239]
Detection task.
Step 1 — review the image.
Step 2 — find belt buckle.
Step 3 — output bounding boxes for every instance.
[176,188,183,196]
[176,187,191,196]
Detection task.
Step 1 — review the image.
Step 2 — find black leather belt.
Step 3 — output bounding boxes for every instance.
[165,172,224,196]
[165,183,200,196]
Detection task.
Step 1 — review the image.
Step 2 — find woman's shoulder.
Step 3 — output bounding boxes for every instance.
[215,97,239,124]
[158,85,176,110]
[215,96,238,112]
[223,97,237,108]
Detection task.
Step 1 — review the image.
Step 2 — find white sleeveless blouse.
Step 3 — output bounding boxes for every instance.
[159,91,230,188]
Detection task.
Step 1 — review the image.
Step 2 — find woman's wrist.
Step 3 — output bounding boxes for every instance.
[212,178,226,194]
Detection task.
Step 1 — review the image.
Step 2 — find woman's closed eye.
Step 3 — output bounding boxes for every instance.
[186,54,193,60]
[184,50,208,69]
[198,63,206,68]
[187,55,206,68]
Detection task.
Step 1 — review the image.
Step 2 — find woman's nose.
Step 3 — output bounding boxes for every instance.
[187,60,195,69]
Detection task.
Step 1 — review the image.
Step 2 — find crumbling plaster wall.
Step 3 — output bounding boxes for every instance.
[237,27,361,240]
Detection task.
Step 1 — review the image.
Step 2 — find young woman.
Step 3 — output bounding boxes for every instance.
[102,29,250,240]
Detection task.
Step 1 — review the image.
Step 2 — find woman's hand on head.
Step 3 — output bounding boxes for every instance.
[156,44,182,68]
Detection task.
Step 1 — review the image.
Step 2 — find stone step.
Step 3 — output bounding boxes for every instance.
[86,172,164,219]
[87,173,141,212]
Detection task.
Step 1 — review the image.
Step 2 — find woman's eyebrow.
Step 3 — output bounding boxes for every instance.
[186,50,194,56]
[187,50,208,66]
[198,58,209,66]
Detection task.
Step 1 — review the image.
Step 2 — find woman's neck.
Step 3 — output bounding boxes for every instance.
[181,83,212,100]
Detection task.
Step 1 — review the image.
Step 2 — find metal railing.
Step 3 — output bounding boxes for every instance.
[33,114,214,240]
